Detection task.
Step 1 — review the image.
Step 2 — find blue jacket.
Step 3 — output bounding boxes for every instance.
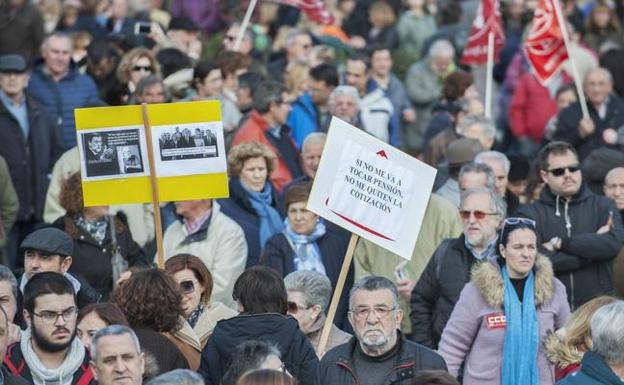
[287,92,319,149]
[27,60,100,149]
[557,351,624,384]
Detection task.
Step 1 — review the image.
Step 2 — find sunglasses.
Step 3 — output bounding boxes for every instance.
[459,210,498,220]
[180,280,195,294]
[287,301,312,314]
[132,65,153,72]
[501,217,536,237]
[547,165,580,177]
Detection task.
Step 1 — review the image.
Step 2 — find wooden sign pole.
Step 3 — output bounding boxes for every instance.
[318,233,360,355]
[233,0,258,52]
[141,103,165,268]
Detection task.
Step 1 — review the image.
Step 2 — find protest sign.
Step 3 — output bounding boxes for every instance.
[75,100,229,207]
[308,117,437,260]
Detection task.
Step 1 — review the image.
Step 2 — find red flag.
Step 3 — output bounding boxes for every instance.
[461,0,505,65]
[523,0,569,84]
[270,0,335,25]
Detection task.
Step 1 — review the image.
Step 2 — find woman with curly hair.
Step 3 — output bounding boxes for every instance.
[54,172,149,296]
[219,142,284,267]
[116,47,162,104]
[112,268,196,377]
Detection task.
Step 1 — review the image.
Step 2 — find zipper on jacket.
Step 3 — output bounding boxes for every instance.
[337,361,361,385]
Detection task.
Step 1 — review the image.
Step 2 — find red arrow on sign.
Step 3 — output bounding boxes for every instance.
[376,150,388,159]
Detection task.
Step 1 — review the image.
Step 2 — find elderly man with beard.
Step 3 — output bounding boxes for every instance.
[320,276,446,385]
[3,272,96,385]
[410,187,505,349]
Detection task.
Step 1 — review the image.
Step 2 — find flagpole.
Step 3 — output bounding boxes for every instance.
[485,32,495,118]
[551,0,589,119]
[234,0,258,52]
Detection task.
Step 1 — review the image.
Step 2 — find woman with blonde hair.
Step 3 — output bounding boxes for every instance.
[284,61,309,101]
[544,295,619,381]
[116,47,162,103]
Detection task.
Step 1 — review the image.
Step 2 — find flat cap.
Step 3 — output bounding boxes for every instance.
[20,228,73,257]
[0,54,27,73]
[447,138,483,166]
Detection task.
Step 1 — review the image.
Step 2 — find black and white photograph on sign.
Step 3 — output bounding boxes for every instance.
[81,128,145,178]
[158,125,218,161]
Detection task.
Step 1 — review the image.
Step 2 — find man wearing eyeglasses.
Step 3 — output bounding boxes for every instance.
[321,276,446,384]
[410,187,505,349]
[3,272,96,384]
[516,141,624,309]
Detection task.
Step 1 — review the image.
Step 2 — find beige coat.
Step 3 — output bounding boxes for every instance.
[306,313,351,358]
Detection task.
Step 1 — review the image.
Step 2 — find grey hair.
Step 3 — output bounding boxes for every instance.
[0,265,18,300]
[135,75,166,99]
[428,39,455,58]
[146,369,204,385]
[459,161,496,190]
[458,115,496,139]
[42,32,73,51]
[284,271,332,311]
[590,300,624,366]
[91,324,141,361]
[349,276,399,309]
[584,67,613,85]
[460,187,507,218]
[475,151,511,174]
[286,29,310,47]
[328,85,360,111]
[302,132,327,152]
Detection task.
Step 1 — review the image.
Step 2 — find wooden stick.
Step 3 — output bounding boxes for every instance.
[485,32,495,119]
[233,0,258,52]
[141,103,165,268]
[318,233,359,355]
[552,0,589,119]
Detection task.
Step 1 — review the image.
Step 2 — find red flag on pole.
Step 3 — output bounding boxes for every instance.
[270,0,335,25]
[523,0,569,84]
[461,0,505,65]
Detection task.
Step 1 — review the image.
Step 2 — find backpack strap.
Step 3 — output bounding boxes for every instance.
[75,365,94,385]
[3,344,25,376]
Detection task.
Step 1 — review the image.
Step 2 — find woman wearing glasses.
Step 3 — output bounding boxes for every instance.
[438,218,571,385]
[165,254,237,348]
[116,47,161,104]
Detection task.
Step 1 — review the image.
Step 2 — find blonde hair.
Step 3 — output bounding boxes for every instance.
[285,61,310,98]
[116,47,161,84]
[228,142,277,178]
[562,295,619,351]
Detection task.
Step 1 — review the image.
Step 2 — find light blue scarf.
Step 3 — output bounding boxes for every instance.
[501,268,540,385]
[243,181,284,248]
[284,219,327,275]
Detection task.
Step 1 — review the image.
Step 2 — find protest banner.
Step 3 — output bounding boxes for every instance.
[75,100,229,266]
[308,117,437,353]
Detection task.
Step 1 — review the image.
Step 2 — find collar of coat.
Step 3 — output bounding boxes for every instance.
[471,254,555,308]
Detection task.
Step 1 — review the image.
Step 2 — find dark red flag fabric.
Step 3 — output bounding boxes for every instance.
[270,0,334,25]
[461,0,505,65]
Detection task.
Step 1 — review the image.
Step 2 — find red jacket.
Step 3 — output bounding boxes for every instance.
[232,111,297,192]
[509,72,560,143]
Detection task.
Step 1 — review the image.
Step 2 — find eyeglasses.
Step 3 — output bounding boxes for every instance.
[224,35,236,42]
[132,65,153,72]
[459,210,499,221]
[287,301,313,314]
[180,280,196,294]
[501,217,536,237]
[32,306,77,324]
[547,165,580,177]
[350,306,396,320]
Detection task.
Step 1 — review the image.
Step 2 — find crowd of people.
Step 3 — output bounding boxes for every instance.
[1,0,624,384]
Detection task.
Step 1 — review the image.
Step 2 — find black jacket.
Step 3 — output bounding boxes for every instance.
[410,235,480,349]
[516,183,624,309]
[52,214,150,296]
[259,230,353,330]
[0,96,63,222]
[553,95,624,160]
[320,333,447,385]
[199,313,319,385]
[13,269,101,328]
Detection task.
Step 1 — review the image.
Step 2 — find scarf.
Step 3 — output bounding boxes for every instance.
[242,181,283,248]
[501,268,539,385]
[21,328,86,385]
[284,219,327,274]
[187,303,205,328]
[75,214,108,245]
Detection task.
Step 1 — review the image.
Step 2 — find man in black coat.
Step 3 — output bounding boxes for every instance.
[553,67,624,160]
[321,276,447,385]
[410,187,505,349]
[0,54,64,268]
[516,141,624,309]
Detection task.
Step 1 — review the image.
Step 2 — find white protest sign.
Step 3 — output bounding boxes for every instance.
[308,118,437,260]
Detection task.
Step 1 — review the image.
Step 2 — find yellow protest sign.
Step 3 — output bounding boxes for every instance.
[75,101,229,206]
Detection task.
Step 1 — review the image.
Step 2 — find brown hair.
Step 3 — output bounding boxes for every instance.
[236,369,298,385]
[228,142,277,178]
[116,47,162,84]
[284,182,312,208]
[217,51,253,77]
[562,295,619,352]
[442,71,474,101]
[369,1,396,28]
[409,370,460,385]
[586,3,621,33]
[164,254,214,305]
[112,268,183,332]
[60,172,85,217]
[77,302,129,326]
[538,141,578,170]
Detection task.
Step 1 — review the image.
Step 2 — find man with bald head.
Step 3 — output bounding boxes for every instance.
[554,67,624,159]
[604,167,624,220]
